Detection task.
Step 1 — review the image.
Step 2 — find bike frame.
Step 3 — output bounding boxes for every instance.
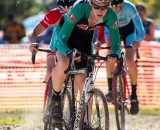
[65,50,109,130]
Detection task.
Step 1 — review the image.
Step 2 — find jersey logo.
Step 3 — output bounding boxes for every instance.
[77,24,88,30]
[113,21,118,26]
[68,13,77,23]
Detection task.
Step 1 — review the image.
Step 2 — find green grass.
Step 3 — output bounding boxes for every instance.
[140,108,160,115]
[0,116,24,125]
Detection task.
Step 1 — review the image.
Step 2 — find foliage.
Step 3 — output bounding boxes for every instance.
[129,0,160,20]
[0,0,160,28]
[0,0,40,21]
[0,0,47,30]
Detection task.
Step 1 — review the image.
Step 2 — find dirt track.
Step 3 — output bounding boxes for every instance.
[0,112,160,130]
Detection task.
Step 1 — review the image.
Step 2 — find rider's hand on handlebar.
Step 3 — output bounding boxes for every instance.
[132,41,140,50]
[29,43,39,53]
[28,34,39,53]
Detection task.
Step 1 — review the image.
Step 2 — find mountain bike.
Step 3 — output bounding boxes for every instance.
[97,45,140,130]
[61,49,112,130]
[31,46,111,130]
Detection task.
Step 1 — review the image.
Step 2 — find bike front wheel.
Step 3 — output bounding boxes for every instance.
[82,87,109,130]
[61,87,72,130]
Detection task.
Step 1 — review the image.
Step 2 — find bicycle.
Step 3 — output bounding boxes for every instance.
[97,46,140,130]
[32,47,113,130]
[31,45,57,130]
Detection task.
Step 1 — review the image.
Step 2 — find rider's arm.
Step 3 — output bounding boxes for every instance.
[29,9,63,43]
[54,3,87,55]
[106,8,121,57]
[129,4,145,42]
[40,8,63,28]
[95,26,105,44]
[29,24,46,43]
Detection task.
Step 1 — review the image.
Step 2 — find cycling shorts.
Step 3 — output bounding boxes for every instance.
[119,20,136,46]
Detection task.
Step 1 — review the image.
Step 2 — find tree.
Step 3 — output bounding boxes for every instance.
[0,0,44,28]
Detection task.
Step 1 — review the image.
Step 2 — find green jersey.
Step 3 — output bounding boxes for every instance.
[50,1,121,56]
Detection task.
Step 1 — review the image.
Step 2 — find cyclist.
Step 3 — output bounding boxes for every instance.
[95,0,145,115]
[136,2,155,41]
[29,0,76,82]
[49,0,121,124]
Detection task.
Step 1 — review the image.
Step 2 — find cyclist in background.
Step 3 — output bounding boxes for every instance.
[136,2,155,41]
[49,0,121,124]
[95,0,145,115]
[29,0,76,82]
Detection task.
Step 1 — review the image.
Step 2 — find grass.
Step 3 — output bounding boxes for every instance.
[0,116,24,125]
[0,107,160,125]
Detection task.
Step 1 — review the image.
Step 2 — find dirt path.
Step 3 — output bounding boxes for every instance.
[0,112,160,130]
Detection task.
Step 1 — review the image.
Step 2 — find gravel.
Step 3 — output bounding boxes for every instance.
[0,112,160,130]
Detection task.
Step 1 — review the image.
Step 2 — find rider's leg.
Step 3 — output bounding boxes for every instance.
[124,28,139,115]
[125,48,139,115]
[45,53,55,82]
[75,74,86,96]
[52,51,68,92]
[51,50,69,122]
[43,53,55,111]
[75,74,93,124]
[104,35,115,101]
[105,58,115,101]
[125,48,137,95]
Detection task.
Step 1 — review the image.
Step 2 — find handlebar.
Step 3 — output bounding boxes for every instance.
[31,43,37,64]
[98,46,140,59]
[64,49,119,74]
[32,50,36,64]
[31,43,54,64]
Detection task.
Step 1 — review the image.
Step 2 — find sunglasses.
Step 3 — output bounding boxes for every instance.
[91,1,108,10]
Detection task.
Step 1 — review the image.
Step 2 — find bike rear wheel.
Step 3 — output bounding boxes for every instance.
[44,78,53,130]
[44,77,72,130]
[113,75,126,130]
[82,87,109,130]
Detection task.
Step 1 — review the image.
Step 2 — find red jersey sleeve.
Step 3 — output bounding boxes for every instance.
[40,8,63,28]
[96,26,105,44]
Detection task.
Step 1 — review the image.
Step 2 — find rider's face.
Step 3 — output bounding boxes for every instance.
[136,6,146,18]
[61,7,72,12]
[90,0,108,19]
[112,4,122,13]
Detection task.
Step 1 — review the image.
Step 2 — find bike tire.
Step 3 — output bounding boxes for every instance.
[44,78,53,130]
[61,87,72,130]
[81,87,109,130]
[113,75,125,130]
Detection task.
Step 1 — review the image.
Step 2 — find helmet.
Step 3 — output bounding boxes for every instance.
[92,0,110,9]
[111,0,123,6]
[57,0,76,8]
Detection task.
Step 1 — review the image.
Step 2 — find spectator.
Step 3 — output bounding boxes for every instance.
[136,2,155,41]
[4,14,26,44]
